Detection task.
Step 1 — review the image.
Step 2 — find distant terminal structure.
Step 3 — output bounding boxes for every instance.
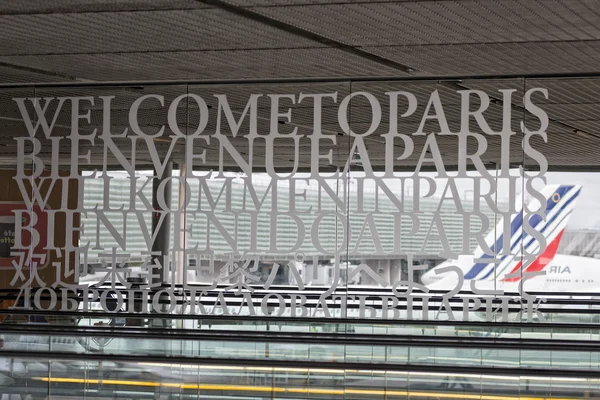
[79,172,595,287]
[81,173,503,256]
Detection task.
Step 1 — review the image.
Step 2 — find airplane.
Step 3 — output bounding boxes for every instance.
[420,184,600,294]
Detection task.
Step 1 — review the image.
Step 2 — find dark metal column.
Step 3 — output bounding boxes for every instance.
[151,163,172,287]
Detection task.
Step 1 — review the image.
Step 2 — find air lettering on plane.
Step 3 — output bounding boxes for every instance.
[549,265,571,274]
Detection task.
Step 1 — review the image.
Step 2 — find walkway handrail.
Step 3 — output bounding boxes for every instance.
[1,323,599,352]
[1,349,598,379]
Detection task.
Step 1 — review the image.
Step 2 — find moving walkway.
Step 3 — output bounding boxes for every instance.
[0,312,599,399]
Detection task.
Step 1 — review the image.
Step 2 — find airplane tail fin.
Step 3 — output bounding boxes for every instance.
[463,184,582,282]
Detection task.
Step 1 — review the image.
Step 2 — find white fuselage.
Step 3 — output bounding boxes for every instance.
[421,254,600,293]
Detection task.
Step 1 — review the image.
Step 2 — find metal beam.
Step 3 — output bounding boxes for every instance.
[197,0,415,74]
[151,163,172,287]
[2,71,600,90]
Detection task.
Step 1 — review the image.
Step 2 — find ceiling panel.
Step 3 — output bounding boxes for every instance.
[0,48,404,81]
[0,0,599,83]
[0,65,68,83]
[227,0,412,5]
[0,0,599,170]
[366,41,600,76]
[0,0,207,14]
[0,9,320,57]
[251,0,600,46]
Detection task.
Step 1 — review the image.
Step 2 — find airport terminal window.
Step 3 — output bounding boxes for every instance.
[0,77,598,324]
[6,5,600,400]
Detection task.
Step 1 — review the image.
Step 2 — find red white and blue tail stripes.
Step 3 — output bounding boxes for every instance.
[463,185,581,282]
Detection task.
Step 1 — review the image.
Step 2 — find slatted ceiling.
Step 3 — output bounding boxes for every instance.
[562,121,600,137]
[541,103,600,123]
[252,0,600,46]
[0,10,317,57]
[521,80,600,137]
[227,0,403,5]
[0,0,600,83]
[1,48,402,82]
[0,0,208,14]
[0,66,64,84]
[1,1,600,170]
[365,42,600,76]
[532,133,598,167]
[525,79,600,104]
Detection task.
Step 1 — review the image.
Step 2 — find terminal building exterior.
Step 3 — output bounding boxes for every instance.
[80,171,508,286]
